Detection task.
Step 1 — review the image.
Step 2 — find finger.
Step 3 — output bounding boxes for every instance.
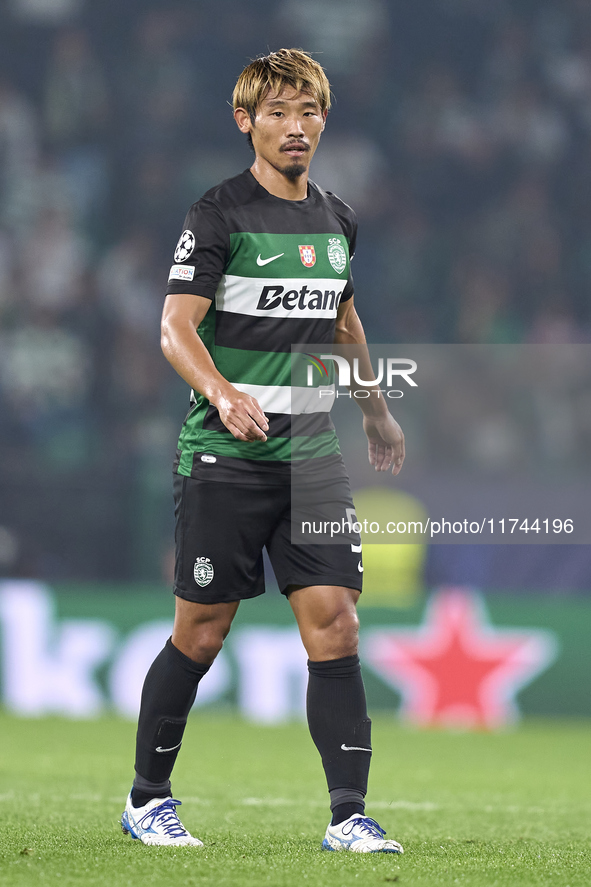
[373,444,388,472]
[375,446,383,471]
[226,414,267,442]
[226,400,269,441]
[246,399,269,432]
[227,424,255,442]
[248,411,269,437]
[391,447,405,475]
[244,419,267,441]
[232,427,267,442]
[379,446,394,472]
[236,411,268,440]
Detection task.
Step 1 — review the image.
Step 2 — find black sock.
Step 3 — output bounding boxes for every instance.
[306,655,371,818]
[331,801,366,825]
[131,775,172,809]
[133,637,210,802]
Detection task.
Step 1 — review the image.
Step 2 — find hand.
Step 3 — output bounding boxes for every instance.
[215,387,269,442]
[363,413,405,475]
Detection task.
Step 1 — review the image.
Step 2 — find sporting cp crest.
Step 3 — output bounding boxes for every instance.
[327,237,347,273]
[299,245,316,267]
[193,557,214,587]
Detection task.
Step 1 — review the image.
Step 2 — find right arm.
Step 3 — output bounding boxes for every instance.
[161,292,269,442]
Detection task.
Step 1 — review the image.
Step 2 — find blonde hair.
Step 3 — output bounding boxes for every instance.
[232,49,331,120]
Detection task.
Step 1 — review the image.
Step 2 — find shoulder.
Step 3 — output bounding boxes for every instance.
[193,169,259,214]
[308,180,358,239]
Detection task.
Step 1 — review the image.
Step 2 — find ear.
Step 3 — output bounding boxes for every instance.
[321,108,328,132]
[234,107,253,134]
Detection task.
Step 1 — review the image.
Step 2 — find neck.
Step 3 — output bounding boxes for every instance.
[249,157,309,200]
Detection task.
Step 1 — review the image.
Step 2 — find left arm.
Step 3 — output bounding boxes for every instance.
[334,297,405,475]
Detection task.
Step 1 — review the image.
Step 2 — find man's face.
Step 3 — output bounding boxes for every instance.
[235,87,327,182]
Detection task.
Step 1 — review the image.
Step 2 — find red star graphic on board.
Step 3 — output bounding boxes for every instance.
[363,588,557,729]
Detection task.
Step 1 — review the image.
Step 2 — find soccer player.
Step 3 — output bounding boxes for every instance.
[121,49,405,853]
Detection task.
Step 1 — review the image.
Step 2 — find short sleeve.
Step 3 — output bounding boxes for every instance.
[165,198,230,300]
[340,215,358,303]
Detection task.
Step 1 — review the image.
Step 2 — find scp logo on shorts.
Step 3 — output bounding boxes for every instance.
[194,557,214,587]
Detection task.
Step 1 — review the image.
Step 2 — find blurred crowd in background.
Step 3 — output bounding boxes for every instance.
[1,0,591,581]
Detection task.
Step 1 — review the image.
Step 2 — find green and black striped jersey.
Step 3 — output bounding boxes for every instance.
[166,169,357,479]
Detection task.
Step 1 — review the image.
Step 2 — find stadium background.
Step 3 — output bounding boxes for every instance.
[0,0,590,725]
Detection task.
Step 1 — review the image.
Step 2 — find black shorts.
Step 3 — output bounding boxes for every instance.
[173,470,363,604]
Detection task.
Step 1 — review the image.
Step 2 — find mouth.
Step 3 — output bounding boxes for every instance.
[281,143,309,159]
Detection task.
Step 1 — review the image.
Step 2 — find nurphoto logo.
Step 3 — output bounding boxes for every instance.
[305,353,418,400]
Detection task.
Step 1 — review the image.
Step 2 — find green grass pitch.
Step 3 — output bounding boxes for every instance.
[0,713,589,886]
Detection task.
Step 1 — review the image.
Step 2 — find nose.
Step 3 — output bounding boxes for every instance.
[286,114,305,138]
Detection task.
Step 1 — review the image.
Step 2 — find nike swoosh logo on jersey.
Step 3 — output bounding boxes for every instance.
[341,744,372,752]
[358,561,364,573]
[256,253,284,266]
[155,741,182,753]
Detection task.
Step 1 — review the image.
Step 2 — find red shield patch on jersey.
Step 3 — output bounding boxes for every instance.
[299,245,316,267]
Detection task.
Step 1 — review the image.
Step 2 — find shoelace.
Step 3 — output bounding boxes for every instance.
[342,816,387,839]
[140,799,189,838]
